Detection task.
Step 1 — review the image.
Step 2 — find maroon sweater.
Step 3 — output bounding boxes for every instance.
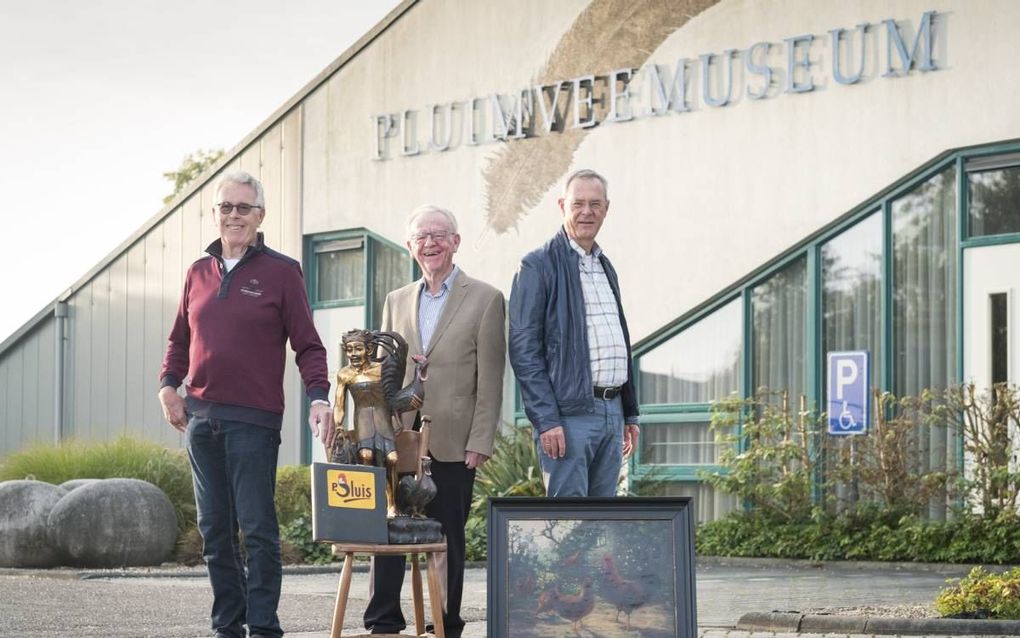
[160,235,329,428]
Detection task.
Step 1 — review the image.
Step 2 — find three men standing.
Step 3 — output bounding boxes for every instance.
[366,205,506,637]
[509,169,640,497]
[159,168,634,637]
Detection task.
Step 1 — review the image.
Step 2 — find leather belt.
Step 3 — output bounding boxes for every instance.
[594,385,621,400]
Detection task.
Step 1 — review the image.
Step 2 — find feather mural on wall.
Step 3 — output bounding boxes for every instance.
[483,0,721,234]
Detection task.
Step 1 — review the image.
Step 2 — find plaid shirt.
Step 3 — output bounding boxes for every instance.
[569,239,629,388]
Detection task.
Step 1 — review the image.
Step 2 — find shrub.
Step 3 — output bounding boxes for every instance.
[0,436,195,533]
[465,424,546,562]
[697,509,1020,564]
[280,514,337,564]
[942,383,1020,517]
[275,464,312,527]
[936,566,1020,619]
[701,390,823,523]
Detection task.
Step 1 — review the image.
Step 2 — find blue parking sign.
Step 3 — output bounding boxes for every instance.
[827,351,869,435]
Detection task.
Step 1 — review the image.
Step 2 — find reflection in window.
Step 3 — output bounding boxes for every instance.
[637,298,741,405]
[316,238,364,303]
[822,212,883,392]
[372,241,412,330]
[892,166,958,395]
[641,422,721,465]
[752,258,807,401]
[969,166,1020,237]
[892,167,958,518]
[654,480,738,524]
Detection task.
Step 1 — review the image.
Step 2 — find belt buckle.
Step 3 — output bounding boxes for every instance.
[599,386,614,400]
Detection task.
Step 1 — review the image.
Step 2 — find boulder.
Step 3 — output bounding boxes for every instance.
[0,480,67,568]
[48,478,178,567]
[59,478,100,492]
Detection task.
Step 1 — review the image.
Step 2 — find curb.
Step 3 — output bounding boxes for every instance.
[698,555,1015,575]
[738,611,1020,636]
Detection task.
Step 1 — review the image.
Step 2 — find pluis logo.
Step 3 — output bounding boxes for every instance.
[326,469,376,509]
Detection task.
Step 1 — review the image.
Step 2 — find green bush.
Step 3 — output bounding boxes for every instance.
[697,509,1020,564]
[275,464,312,527]
[936,566,1020,619]
[465,424,546,562]
[701,390,823,523]
[280,514,337,565]
[0,436,195,533]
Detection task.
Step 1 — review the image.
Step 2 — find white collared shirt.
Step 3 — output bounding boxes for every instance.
[569,239,628,387]
[417,265,460,351]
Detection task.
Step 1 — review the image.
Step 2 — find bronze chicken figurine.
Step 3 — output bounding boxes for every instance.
[599,554,649,630]
[374,331,428,432]
[395,456,437,518]
[536,578,595,633]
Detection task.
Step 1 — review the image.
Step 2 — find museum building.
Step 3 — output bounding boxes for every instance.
[1,0,1017,522]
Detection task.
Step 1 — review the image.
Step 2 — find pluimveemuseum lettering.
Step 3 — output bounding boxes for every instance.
[372,10,939,160]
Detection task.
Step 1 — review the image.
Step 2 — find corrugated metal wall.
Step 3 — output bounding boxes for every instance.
[1,109,307,464]
[0,317,57,457]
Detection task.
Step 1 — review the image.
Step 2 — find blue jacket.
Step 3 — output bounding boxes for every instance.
[508,227,639,433]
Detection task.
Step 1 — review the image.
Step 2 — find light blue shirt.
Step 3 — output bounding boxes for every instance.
[418,265,460,351]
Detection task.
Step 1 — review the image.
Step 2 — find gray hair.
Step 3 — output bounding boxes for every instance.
[562,168,609,200]
[215,170,266,208]
[406,204,459,236]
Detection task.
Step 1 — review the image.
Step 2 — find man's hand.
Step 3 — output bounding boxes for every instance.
[158,387,187,433]
[622,423,640,458]
[308,403,334,448]
[465,451,489,470]
[539,425,566,459]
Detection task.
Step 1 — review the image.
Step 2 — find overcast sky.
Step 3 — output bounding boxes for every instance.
[0,0,401,343]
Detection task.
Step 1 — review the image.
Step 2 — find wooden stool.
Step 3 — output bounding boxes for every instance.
[329,541,447,638]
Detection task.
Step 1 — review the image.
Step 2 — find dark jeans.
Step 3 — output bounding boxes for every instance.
[364,459,475,638]
[187,416,283,638]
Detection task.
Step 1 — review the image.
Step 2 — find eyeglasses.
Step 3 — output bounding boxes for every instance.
[569,199,606,213]
[216,202,263,215]
[409,230,452,244]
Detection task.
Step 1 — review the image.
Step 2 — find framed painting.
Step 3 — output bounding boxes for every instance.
[487,497,697,638]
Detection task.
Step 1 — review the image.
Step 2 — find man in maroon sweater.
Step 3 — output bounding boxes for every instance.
[158,171,332,638]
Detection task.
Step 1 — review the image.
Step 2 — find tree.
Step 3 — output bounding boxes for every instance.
[162,148,224,204]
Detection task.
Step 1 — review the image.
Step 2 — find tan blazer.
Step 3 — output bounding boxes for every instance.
[380,269,506,461]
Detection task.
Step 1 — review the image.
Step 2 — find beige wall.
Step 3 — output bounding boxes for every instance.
[300,0,1020,344]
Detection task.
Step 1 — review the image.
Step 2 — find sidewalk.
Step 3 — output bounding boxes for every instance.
[0,558,1013,637]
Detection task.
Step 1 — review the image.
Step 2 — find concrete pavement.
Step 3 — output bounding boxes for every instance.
[0,558,1011,637]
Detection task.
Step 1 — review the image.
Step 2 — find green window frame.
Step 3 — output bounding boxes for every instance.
[632,141,1020,504]
[301,228,417,462]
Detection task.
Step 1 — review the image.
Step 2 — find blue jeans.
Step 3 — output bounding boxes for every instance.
[537,396,624,496]
[187,416,283,638]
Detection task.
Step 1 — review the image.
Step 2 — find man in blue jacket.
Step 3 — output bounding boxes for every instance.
[508,169,640,497]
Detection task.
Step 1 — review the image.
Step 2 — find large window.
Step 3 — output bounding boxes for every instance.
[633,144,1020,522]
[315,237,365,304]
[638,298,741,405]
[892,166,958,395]
[635,298,742,522]
[968,163,1020,237]
[308,230,415,329]
[822,212,883,392]
[752,257,807,401]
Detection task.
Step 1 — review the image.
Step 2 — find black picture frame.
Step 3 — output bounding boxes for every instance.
[487,496,697,638]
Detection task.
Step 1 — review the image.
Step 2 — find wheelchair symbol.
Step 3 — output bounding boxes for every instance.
[838,401,857,430]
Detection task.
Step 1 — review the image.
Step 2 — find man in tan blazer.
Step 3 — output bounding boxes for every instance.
[364,205,505,638]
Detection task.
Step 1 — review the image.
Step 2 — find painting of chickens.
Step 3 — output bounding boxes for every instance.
[502,516,681,637]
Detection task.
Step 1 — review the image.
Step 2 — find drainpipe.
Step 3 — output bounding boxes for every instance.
[54,301,67,444]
